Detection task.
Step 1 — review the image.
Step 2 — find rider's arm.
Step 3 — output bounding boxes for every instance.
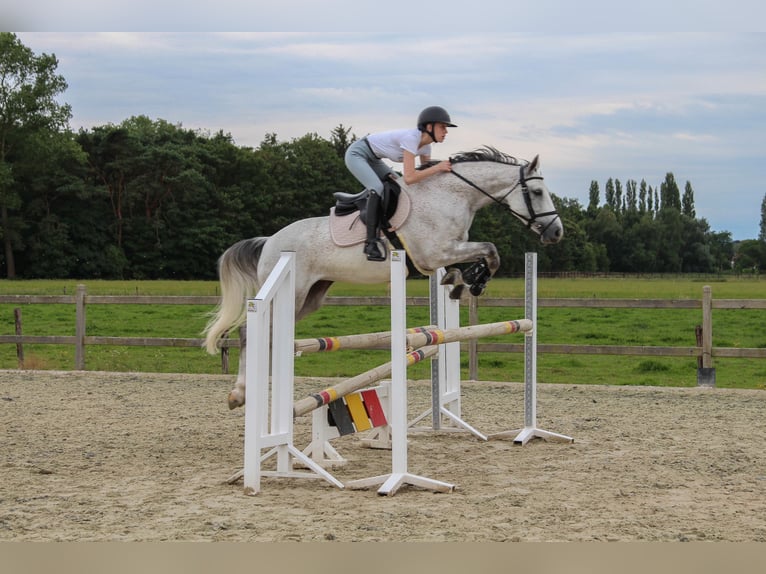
[401,150,452,185]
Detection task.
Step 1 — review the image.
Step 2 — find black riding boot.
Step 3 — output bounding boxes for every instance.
[363,192,386,262]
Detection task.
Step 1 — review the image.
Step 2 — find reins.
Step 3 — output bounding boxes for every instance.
[450,162,561,234]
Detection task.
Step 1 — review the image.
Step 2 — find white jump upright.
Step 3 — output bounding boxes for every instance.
[409,268,486,440]
[489,252,573,445]
[346,250,456,496]
[242,252,343,495]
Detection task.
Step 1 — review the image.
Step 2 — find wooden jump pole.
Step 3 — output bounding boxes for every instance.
[295,320,530,356]
[294,325,437,354]
[292,346,439,417]
[405,320,532,349]
[292,320,531,418]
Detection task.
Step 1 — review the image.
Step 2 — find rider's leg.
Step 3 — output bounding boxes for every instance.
[345,139,389,261]
[344,139,388,193]
[363,191,386,261]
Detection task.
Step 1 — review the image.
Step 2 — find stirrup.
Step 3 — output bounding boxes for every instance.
[364,239,387,262]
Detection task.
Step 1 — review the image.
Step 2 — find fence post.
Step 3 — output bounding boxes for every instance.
[75,284,86,370]
[697,285,715,387]
[14,308,24,369]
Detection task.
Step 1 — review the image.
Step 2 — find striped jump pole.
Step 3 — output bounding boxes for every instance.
[293,322,530,418]
[294,325,436,355]
[405,320,531,349]
[293,345,438,417]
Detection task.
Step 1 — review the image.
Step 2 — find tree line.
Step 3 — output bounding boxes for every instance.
[2,32,765,280]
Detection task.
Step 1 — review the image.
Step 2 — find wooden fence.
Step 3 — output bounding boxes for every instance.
[1,285,765,376]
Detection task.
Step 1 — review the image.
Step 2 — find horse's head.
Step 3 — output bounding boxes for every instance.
[450,148,564,244]
[511,155,564,244]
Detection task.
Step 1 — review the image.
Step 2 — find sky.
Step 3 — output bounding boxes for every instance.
[9,3,766,241]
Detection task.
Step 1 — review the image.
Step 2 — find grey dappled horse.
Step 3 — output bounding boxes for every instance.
[203,147,563,408]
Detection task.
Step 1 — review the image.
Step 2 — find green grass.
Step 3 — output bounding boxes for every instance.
[0,276,764,389]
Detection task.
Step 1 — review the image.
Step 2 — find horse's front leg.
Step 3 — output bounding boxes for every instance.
[227,325,247,409]
[440,242,500,300]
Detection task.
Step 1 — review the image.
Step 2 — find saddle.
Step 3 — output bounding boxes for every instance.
[333,179,400,223]
[329,179,410,248]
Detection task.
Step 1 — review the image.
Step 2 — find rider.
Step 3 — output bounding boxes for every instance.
[344,106,457,261]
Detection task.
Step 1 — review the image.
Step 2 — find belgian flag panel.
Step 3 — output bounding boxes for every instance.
[327,399,356,435]
[345,392,373,432]
[325,389,388,436]
[360,389,388,427]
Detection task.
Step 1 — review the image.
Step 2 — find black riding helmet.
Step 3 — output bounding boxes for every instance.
[417,106,457,142]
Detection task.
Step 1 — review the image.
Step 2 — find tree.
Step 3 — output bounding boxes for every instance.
[638,179,648,214]
[660,172,681,211]
[604,178,616,210]
[10,128,87,277]
[682,181,696,218]
[585,207,622,271]
[735,239,766,273]
[708,231,734,272]
[329,124,355,160]
[624,179,637,215]
[614,178,623,215]
[587,180,600,215]
[0,33,72,277]
[759,192,766,242]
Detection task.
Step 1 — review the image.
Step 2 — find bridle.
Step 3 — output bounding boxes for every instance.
[450,162,561,234]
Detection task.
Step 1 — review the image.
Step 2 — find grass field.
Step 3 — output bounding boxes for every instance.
[0,276,764,389]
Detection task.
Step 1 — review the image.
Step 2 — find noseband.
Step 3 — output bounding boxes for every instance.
[450,163,561,234]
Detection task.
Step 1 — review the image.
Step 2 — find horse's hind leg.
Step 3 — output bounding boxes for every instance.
[228,325,247,409]
[226,281,332,409]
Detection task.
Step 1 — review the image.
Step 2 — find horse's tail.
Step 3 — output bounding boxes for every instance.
[203,237,268,355]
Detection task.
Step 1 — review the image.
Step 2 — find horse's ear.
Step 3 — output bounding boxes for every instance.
[528,154,540,172]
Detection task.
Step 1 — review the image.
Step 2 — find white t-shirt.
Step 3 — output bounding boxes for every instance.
[366,129,431,162]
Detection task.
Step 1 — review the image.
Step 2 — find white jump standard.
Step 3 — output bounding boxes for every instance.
[241,252,343,495]
[488,252,573,445]
[344,250,456,495]
[236,250,571,495]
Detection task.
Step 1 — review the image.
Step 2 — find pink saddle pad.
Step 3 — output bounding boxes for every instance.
[329,188,411,247]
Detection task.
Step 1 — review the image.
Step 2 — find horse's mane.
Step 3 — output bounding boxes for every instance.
[418,146,526,170]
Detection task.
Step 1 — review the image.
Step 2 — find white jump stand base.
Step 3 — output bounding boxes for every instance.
[409,407,488,441]
[488,427,573,445]
[257,445,345,489]
[346,472,455,496]
[226,445,345,488]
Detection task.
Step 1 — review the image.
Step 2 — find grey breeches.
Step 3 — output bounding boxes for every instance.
[344,138,395,196]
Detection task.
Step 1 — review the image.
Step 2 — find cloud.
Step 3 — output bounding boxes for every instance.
[10,1,766,31]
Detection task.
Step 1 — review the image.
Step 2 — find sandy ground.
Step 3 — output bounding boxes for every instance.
[1,370,765,542]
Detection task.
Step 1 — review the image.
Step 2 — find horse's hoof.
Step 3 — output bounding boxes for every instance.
[441,268,463,286]
[449,284,465,300]
[227,391,245,410]
[469,282,486,297]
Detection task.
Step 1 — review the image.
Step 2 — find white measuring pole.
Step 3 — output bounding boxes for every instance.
[489,252,574,445]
